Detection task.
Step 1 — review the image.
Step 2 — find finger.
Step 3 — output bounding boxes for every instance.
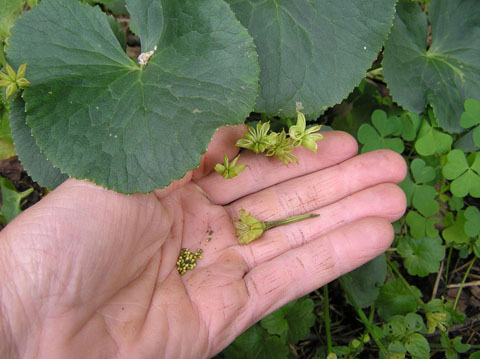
[195,131,358,204]
[154,125,246,198]
[225,149,407,220]
[234,183,406,270]
[243,217,394,322]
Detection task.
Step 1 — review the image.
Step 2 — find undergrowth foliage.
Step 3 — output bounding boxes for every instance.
[0,0,480,358]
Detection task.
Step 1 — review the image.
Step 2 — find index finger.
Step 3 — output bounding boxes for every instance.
[194,131,358,204]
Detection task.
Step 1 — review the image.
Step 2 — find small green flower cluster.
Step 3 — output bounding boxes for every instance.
[0,62,30,100]
[176,248,203,275]
[236,111,324,165]
[214,111,324,180]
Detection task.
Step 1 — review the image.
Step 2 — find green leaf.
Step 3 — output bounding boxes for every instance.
[443,150,480,198]
[0,176,33,223]
[412,185,438,218]
[464,206,480,237]
[452,336,471,354]
[414,119,452,156]
[376,279,422,321]
[225,0,397,117]
[125,0,163,53]
[406,210,439,239]
[470,350,480,359]
[474,238,480,259]
[223,324,289,359]
[9,98,68,189]
[107,15,127,51]
[0,0,23,41]
[448,197,465,212]
[383,0,480,133]
[405,333,430,359]
[442,210,471,244]
[460,98,480,148]
[7,0,259,193]
[397,237,445,277]
[388,341,406,359]
[341,254,386,308]
[405,313,427,334]
[410,158,436,184]
[260,297,315,344]
[400,112,422,142]
[358,110,404,154]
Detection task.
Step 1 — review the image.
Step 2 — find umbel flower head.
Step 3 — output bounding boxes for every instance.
[236,121,277,154]
[266,129,298,165]
[233,208,319,245]
[0,62,30,99]
[289,111,324,152]
[233,209,266,245]
[214,153,247,179]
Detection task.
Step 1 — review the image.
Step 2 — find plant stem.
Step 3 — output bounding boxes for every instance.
[264,213,319,230]
[453,257,476,310]
[445,245,453,283]
[387,259,429,313]
[338,277,388,356]
[323,284,333,355]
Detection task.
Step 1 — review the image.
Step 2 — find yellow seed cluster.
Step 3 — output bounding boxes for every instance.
[176,248,203,275]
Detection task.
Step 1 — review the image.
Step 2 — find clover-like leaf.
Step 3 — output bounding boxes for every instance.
[442,150,480,198]
[410,158,436,184]
[7,0,259,193]
[406,210,439,240]
[358,110,404,154]
[400,112,422,142]
[223,324,289,359]
[398,237,445,277]
[9,98,68,189]
[401,159,438,217]
[341,254,387,309]
[464,206,480,238]
[225,0,396,117]
[442,210,470,245]
[376,279,423,321]
[460,98,480,148]
[383,0,480,133]
[260,297,315,344]
[414,119,452,156]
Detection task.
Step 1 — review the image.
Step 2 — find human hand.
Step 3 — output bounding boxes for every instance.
[0,126,406,359]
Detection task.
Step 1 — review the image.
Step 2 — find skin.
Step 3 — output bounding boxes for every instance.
[0,126,407,359]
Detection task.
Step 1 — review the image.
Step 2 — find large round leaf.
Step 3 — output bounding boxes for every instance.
[383,0,480,133]
[225,0,397,117]
[7,0,259,193]
[9,98,68,190]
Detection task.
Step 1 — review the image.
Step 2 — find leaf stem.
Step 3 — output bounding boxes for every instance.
[453,257,476,310]
[264,213,319,230]
[387,259,429,313]
[323,284,333,355]
[338,277,388,356]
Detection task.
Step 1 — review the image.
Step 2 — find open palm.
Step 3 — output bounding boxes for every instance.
[0,126,407,359]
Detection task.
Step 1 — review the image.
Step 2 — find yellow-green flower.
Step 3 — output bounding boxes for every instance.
[266,129,298,165]
[214,153,247,179]
[233,209,266,245]
[289,111,324,152]
[426,311,449,334]
[236,121,277,154]
[233,208,319,245]
[0,62,30,99]
[1,63,30,95]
